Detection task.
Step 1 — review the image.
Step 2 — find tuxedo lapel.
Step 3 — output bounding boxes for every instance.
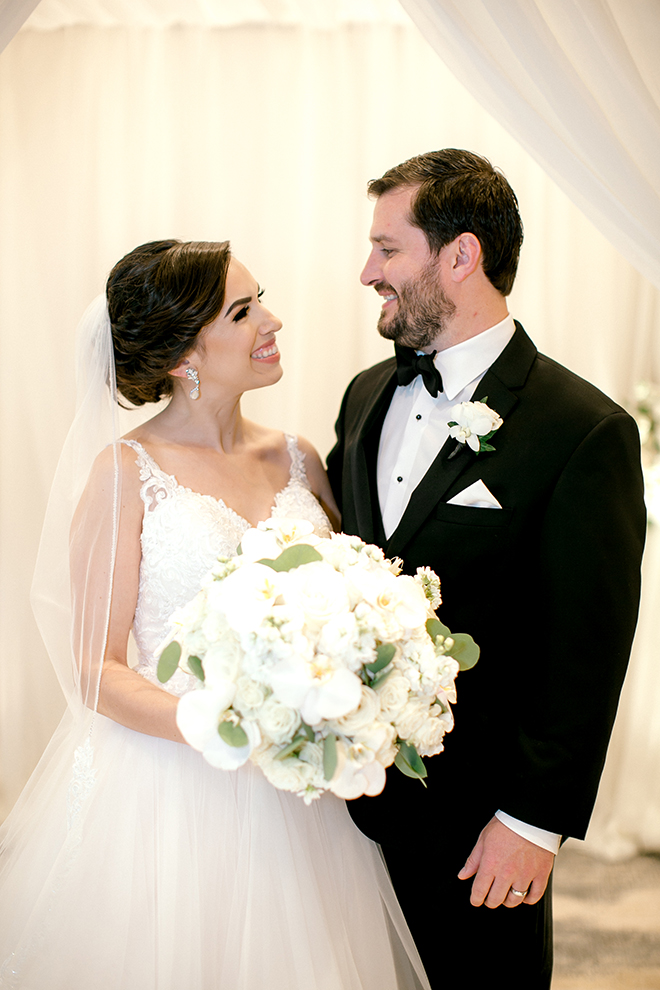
[386,324,536,559]
[347,361,397,545]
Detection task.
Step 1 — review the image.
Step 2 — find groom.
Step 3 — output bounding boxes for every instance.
[327,149,646,987]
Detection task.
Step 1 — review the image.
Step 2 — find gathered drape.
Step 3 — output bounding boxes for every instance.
[1,1,659,860]
[398,0,660,291]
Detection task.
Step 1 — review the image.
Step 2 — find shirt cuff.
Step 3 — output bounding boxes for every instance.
[495,810,561,855]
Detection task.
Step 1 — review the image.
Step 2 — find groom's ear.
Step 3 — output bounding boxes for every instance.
[448,233,482,283]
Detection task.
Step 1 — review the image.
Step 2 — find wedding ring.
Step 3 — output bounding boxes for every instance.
[510,887,529,898]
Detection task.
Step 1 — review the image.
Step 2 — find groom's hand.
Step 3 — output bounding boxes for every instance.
[457,816,554,908]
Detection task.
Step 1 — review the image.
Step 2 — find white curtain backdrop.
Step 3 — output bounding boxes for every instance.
[399,0,660,291]
[1,1,659,860]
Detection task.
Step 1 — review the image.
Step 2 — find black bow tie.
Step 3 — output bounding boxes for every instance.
[395,346,444,397]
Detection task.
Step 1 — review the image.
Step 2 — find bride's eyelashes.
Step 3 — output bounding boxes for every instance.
[232,305,250,322]
[231,288,265,323]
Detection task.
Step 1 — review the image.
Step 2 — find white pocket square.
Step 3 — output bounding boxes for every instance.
[446,479,502,509]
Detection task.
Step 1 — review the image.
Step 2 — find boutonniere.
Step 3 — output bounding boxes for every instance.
[447,397,503,454]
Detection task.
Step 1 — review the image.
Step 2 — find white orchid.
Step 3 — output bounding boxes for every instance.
[447,399,503,453]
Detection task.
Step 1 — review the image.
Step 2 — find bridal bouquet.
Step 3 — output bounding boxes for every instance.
[157,519,478,803]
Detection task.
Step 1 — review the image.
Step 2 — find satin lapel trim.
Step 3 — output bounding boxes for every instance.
[349,363,397,546]
[386,369,519,559]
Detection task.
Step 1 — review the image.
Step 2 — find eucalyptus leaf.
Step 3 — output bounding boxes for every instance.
[300,721,315,742]
[258,544,323,572]
[426,617,451,642]
[274,735,307,760]
[365,642,396,674]
[394,741,428,786]
[370,668,394,691]
[323,733,338,781]
[157,641,181,683]
[217,720,249,748]
[447,633,480,670]
[187,655,205,682]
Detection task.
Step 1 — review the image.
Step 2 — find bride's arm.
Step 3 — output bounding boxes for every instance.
[296,436,341,531]
[70,444,185,743]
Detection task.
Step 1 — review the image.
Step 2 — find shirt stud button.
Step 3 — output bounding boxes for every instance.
[416,414,422,420]
[397,476,403,483]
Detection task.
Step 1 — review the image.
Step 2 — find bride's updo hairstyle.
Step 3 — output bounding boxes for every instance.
[107,239,231,406]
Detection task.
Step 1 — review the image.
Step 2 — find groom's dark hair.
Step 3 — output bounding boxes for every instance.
[368,149,523,296]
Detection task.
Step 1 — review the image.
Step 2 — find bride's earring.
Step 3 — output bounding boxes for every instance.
[185,367,200,400]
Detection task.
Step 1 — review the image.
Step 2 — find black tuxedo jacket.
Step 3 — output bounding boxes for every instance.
[327,324,645,848]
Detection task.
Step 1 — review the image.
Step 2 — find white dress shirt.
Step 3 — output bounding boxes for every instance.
[378,316,516,539]
[377,314,560,856]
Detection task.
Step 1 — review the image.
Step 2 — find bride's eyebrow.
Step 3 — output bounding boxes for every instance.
[224,295,251,317]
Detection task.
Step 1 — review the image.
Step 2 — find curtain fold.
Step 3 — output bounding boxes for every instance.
[0,0,41,52]
[398,0,660,291]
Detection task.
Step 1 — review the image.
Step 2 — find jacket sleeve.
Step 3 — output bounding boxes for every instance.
[503,410,646,837]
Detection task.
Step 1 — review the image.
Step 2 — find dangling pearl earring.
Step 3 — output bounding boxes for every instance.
[185,367,200,400]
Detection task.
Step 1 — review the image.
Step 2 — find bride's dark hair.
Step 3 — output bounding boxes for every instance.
[107,239,231,406]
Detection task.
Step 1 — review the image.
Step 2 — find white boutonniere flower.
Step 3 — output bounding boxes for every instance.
[447,397,503,454]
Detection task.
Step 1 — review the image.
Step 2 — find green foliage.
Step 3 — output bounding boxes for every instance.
[370,668,394,691]
[426,618,479,670]
[323,733,337,781]
[365,643,396,674]
[217,720,248,748]
[450,633,480,670]
[394,741,427,786]
[426,617,451,641]
[258,544,323,571]
[274,735,307,760]
[187,655,205,681]
[157,641,181,683]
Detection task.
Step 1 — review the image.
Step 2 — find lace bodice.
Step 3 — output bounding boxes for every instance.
[123,436,331,696]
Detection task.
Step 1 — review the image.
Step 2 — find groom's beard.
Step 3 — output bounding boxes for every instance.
[377,262,455,350]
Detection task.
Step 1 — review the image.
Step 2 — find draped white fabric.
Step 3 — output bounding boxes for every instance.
[398,0,660,292]
[0,0,40,52]
[0,3,659,860]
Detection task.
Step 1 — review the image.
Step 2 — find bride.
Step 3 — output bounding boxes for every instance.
[0,240,429,990]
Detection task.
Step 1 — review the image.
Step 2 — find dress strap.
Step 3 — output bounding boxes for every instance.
[120,439,177,509]
[284,434,309,488]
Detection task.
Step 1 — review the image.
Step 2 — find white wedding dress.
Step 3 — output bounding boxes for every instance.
[0,436,428,990]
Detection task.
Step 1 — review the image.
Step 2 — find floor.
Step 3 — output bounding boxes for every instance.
[552,847,660,989]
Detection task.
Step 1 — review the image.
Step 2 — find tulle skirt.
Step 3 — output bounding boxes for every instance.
[0,711,428,990]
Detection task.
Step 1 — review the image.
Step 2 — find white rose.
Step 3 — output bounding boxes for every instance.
[374,673,410,719]
[394,698,433,740]
[256,747,320,795]
[232,675,268,717]
[409,709,454,757]
[257,696,301,745]
[298,741,324,774]
[328,685,381,735]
